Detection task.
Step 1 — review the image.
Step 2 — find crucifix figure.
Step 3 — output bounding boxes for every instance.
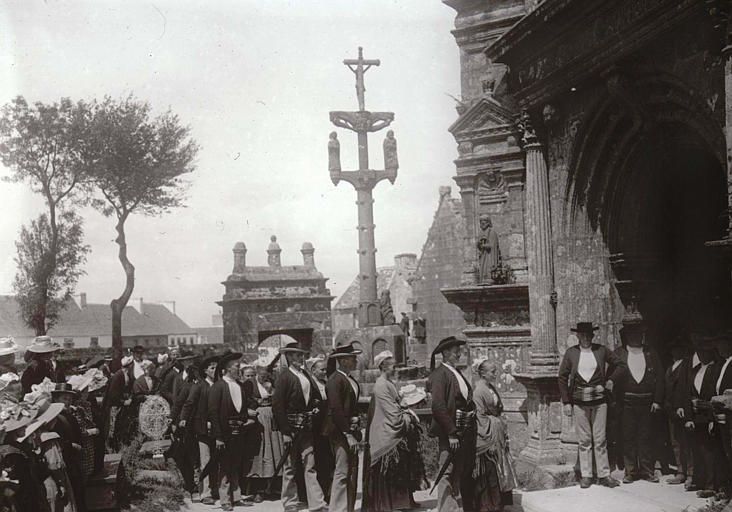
[327,47,399,327]
[343,46,380,112]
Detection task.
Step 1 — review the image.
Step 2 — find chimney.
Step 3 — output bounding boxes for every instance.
[301,242,315,267]
[267,235,282,267]
[233,242,247,273]
[138,298,144,315]
[79,292,87,308]
[394,253,417,272]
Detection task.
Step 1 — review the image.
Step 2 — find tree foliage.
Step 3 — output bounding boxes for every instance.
[0,96,92,333]
[13,211,90,335]
[85,95,199,347]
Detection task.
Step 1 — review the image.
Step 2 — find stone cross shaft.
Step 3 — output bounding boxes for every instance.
[328,47,399,327]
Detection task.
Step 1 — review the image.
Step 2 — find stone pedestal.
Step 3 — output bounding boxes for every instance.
[513,373,565,465]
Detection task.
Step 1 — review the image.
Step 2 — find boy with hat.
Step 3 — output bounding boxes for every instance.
[273,342,327,512]
[427,336,475,512]
[558,322,626,489]
[181,354,220,505]
[208,352,257,511]
[322,341,363,512]
[613,322,664,483]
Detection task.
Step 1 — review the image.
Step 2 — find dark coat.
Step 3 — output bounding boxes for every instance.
[182,379,213,436]
[311,378,328,432]
[49,360,66,384]
[614,346,664,405]
[171,378,193,424]
[682,361,722,420]
[428,363,473,438]
[207,378,256,442]
[20,359,52,394]
[665,358,691,413]
[272,367,319,436]
[132,375,154,396]
[557,343,627,404]
[103,368,131,408]
[322,370,361,441]
[158,366,181,404]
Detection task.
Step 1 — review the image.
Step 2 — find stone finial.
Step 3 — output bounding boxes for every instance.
[233,242,247,273]
[267,235,282,267]
[439,186,451,199]
[301,242,315,268]
[394,253,417,271]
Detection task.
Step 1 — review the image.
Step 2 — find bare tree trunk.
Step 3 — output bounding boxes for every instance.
[111,213,134,349]
[36,194,59,336]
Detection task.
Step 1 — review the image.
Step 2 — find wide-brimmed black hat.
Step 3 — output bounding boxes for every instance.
[430,336,466,370]
[51,382,77,398]
[280,342,308,354]
[328,341,363,359]
[200,354,220,370]
[570,322,600,334]
[215,351,242,380]
[132,345,146,354]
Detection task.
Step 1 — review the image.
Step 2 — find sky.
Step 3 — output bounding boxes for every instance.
[0,0,461,328]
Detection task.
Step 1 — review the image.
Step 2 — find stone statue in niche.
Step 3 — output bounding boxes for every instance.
[328,131,341,172]
[379,289,396,325]
[477,214,501,284]
[383,130,398,172]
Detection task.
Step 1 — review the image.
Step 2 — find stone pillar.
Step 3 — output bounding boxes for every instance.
[233,242,247,273]
[454,175,478,286]
[267,235,281,267]
[301,242,315,267]
[513,110,563,466]
[357,187,381,326]
[522,111,559,369]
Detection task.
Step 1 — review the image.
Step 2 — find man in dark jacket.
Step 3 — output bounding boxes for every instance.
[181,354,220,505]
[309,357,334,502]
[322,342,363,512]
[273,342,327,512]
[428,336,475,512]
[103,355,134,451]
[558,322,626,489]
[665,335,693,485]
[614,322,664,483]
[208,352,257,511]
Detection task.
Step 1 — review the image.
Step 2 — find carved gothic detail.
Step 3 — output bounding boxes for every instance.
[518,110,539,146]
[477,171,508,205]
[329,111,394,133]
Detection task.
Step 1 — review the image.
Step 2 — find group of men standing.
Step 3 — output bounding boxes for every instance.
[559,320,732,498]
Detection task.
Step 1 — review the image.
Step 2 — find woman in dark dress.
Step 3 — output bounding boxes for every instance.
[472,360,517,512]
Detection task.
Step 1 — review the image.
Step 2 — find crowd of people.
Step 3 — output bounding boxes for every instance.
[558,320,732,500]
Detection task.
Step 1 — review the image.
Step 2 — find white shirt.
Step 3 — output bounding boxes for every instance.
[256,379,270,399]
[133,361,145,379]
[717,356,732,394]
[671,359,683,372]
[627,347,646,384]
[315,380,327,400]
[223,375,242,412]
[289,366,311,404]
[338,370,360,399]
[577,347,598,383]
[694,363,711,395]
[206,377,214,387]
[442,362,469,400]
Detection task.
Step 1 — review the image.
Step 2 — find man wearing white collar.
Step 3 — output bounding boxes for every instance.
[273,342,327,512]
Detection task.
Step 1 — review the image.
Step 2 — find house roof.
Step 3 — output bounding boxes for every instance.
[333,266,397,311]
[0,295,195,344]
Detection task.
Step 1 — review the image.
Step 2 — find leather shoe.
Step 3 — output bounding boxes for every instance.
[645,474,659,483]
[580,477,592,489]
[201,497,215,505]
[697,489,716,498]
[667,474,686,485]
[599,477,619,488]
[623,475,634,484]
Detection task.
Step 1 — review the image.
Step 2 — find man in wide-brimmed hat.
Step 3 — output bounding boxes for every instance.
[208,351,257,511]
[613,321,664,484]
[20,336,60,394]
[129,345,147,381]
[273,342,327,512]
[322,341,363,512]
[428,336,475,512]
[558,322,625,489]
[181,353,221,504]
[159,351,196,405]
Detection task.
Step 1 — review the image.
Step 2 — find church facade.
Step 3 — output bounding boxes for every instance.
[443,0,732,465]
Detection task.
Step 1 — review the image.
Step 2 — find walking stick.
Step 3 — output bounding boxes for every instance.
[430,444,458,495]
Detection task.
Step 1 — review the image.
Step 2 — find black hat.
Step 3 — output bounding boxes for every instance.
[571,322,600,334]
[670,333,690,349]
[327,341,363,359]
[215,351,242,380]
[279,342,308,354]
[132,345,146,354]
[177,352,197,362]
[200,354,220,370]
[430,336,466,370]
[51,382,77,398]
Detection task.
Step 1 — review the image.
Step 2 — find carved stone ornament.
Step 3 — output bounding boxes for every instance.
[139,395,171,441]
[457,140,474,156]
[517,110,539,146]
[329,111,394,133]
[477,171,507,205]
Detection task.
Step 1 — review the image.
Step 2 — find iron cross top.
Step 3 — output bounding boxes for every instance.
[344,47,380,112]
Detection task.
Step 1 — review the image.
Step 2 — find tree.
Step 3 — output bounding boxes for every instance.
[86,95,199,348]
[13,211,90,334]
[0,96,92,331]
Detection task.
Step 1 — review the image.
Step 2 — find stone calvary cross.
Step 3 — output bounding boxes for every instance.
[328,47,399,327]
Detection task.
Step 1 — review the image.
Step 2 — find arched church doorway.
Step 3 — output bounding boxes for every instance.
[577,120,730,356]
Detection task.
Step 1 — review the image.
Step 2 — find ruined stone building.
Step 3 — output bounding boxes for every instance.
[219,236,334,359]
[442,0,732,467]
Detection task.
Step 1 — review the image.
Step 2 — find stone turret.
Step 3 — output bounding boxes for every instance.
[233,242,247,273]
[267,235,282,267]
[302,242,315,268]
